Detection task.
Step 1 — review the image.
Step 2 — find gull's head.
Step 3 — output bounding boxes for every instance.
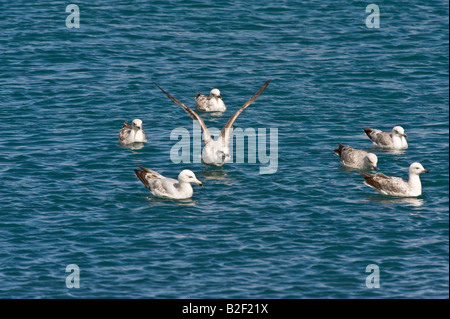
[364,153,378,171]
[392,126,407,138]
[409,162,429,175]
[132,119,143,130]
[178,170,203,186]
[210,89,222,99]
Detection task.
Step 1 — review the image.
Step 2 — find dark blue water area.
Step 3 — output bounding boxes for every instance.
[0,1,448,298]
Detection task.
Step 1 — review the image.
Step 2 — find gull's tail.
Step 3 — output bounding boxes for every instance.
[333,144,344,157]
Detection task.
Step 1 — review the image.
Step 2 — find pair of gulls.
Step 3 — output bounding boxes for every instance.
[334,126,429,197]
[119,80,271,199]
[117,88,230,145]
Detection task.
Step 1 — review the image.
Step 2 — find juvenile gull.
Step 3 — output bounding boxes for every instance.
[195,88,226,112]
[364,126,408,149]
[154,80,271,167]
[333,144,378,171]
[134,166,203,199]
[360,162,429,197]
[119,119,147,145]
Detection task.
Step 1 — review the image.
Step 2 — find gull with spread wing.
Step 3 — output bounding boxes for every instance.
[154,80,271,167]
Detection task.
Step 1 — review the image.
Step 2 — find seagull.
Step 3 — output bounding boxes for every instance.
[134,166,203,199]
[195,88,226,112]
[360,162,429,197]
[363,126,408,149]
[154,80,271,167]
[119,119,148,145]
[333,144,378,171]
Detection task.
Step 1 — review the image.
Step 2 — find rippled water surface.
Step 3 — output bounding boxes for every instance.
[0,1,448,298]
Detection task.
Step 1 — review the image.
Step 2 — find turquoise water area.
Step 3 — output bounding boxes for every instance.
[0,1,448,298]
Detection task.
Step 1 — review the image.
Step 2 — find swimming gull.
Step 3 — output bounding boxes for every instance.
[360,162,429,197]
[154,80,271,167]
[119,119,148,145]
[195,88,227,112]
[134,166,203,199]
[364,126,408,149]
[333,144,378,171]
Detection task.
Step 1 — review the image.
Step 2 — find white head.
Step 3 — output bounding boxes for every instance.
[178,170,203,186]
[409,162,429,175]
[131,119,143,130]
[392,126,407,138]
[364,153,378,170]
[210,89,222,99]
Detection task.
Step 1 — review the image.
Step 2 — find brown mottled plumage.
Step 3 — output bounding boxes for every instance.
[333,144,378,171]
[363,126,408,149]
[360,162,429,197]
[134,166,202,199]
[118,119,147,145]
[195,89,226,112]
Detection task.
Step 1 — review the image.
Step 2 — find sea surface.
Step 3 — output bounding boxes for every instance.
[0,1,448,299]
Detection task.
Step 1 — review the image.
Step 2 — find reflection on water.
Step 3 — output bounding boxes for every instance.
[144,195,198,206]
[340,166,377,173]
[200,167,235,186]
[206,111,224,118]
[195,110,225,121]
[370,147,407,156]
[368,195,425,207]
[386,149,407,156]
[175,198,198,206]
[118,142,145,151]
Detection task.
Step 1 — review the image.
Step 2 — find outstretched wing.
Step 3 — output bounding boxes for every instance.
[154,82,212,144]
[220,80,271,144]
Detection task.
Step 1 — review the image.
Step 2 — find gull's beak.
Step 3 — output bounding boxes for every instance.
[423,169,429,173]
[218,95,222,99]
[195,180,203,187]
[373,166,378,171]
[402,133,407,138]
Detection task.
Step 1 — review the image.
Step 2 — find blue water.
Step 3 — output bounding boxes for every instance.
[0,1,448,299]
